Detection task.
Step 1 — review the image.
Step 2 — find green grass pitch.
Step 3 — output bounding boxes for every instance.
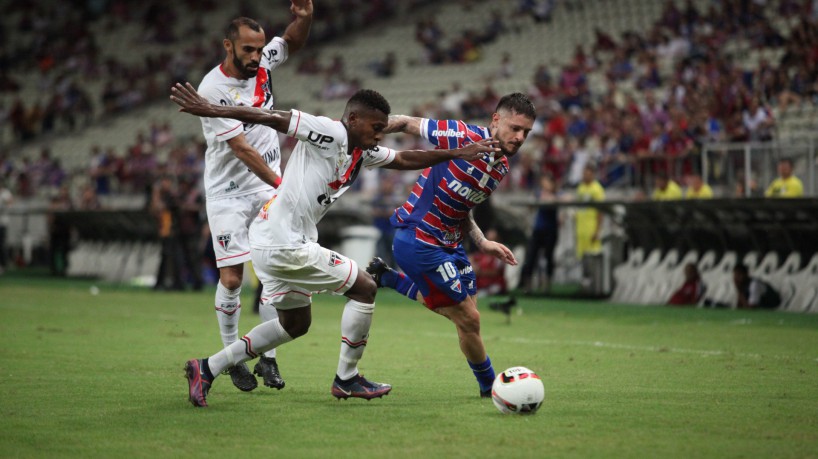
[1,274,817,458]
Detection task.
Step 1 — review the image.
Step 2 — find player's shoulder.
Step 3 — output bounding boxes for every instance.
[293,110,347,141]
[198,67,233,96]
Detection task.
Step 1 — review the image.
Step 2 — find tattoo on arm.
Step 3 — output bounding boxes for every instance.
[467,212,486,247]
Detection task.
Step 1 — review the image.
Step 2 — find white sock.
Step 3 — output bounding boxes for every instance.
[208,319,293,375]
[259,302,279,359]
[336,299,375,380]
[215,282,241,347]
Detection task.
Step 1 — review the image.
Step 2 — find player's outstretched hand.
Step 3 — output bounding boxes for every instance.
[170,82,215,117]
[479,240,518,266]
[454,139,501,161]
[291,0,313,17]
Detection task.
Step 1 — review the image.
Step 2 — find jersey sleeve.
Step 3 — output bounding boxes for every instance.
[419,118,472,149]
[362,146,396,169]
[287,109,344,157]
[261,37,289,71]
[198,85,244,141]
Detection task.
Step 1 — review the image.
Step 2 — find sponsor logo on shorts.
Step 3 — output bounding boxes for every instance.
[225,180,239,192]
[217,234,231,250]
[329,252,345,267]
[432,129,465,138]
[450,279,462,293]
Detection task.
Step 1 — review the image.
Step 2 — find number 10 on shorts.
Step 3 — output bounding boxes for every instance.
[436,262,458,282]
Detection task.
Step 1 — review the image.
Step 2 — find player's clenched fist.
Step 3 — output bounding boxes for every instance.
[291,0,313,17]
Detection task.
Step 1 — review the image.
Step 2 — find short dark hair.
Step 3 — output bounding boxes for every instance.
[733,263,748,276]
[495,92,536,119]
[226,17,262,41]
[778,158,793,167]
[348,89,391,116]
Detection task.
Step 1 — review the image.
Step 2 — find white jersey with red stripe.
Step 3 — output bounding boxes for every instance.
[197,37,288,201]
[249,110,396,248]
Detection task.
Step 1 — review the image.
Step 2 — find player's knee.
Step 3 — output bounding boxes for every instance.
[278,308,312,339]
[348,271,377,304]
[219,274,242,290]
[456,308,481,334]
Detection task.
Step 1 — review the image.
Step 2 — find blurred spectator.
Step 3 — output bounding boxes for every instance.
[177,178,204,291]
[88,145,113,195]
[575,164,605,258]
[496,52,514,79]
[472,228,508,297]
[684,173,713,199]
[733,263,781,310]
[652,173,683,200]
[151,175,184,291]
[47,186,73,276]
[371,52,396,78]
[741,98,774,141]
[667,263,705,306]
[735,176,762,198]
[77,184,102,210]
[764,158,804,198]
[441,82,469,116]
[517,174,560,294]
[0,179,12,274]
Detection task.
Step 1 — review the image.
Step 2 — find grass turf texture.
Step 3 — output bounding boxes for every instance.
[1,274,817,458]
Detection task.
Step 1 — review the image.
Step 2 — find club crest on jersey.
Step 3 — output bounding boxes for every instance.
[328,252,345,267]
[217,234,232,250]
[450,279,462,293]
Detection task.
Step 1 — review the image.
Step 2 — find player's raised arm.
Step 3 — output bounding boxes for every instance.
[282,0,313,54]
[171,82,292,133]
[383,138,500,171]
[384,115,423,135]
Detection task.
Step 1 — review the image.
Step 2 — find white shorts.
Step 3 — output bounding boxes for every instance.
[207,190,275,268]
[250,242,359,310]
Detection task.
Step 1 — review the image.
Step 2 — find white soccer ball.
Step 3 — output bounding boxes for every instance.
[491,366,544,415]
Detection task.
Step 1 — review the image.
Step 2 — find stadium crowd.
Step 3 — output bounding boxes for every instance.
[0,0,434,144]
[405,0,818,191]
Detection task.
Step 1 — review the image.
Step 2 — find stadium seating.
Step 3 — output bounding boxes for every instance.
[784,253,818,313]
[609,247,644,303]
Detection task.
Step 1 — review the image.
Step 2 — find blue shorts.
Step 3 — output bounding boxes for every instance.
[392,228,477,308]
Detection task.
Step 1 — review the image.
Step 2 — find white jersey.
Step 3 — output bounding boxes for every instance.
[198,37,289,200]
[250,110,396,248]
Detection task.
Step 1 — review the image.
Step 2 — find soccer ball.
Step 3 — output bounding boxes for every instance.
[491,366,544,415]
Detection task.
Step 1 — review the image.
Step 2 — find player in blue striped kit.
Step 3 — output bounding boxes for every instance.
[368,93,536,397]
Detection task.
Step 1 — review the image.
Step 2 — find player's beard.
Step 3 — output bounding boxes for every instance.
[500,139,521,157]
[234,54,259,79]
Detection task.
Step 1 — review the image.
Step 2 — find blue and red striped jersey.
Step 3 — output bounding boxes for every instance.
[390,118,509,248]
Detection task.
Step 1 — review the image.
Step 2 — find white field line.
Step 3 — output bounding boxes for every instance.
[411,330,818,362]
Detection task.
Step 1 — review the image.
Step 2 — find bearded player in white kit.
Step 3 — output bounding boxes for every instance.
[197,0,312,392]
[170,82,500,407]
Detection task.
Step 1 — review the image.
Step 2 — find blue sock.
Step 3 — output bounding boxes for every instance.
[468,356,495,393]
[382,271,420,302]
